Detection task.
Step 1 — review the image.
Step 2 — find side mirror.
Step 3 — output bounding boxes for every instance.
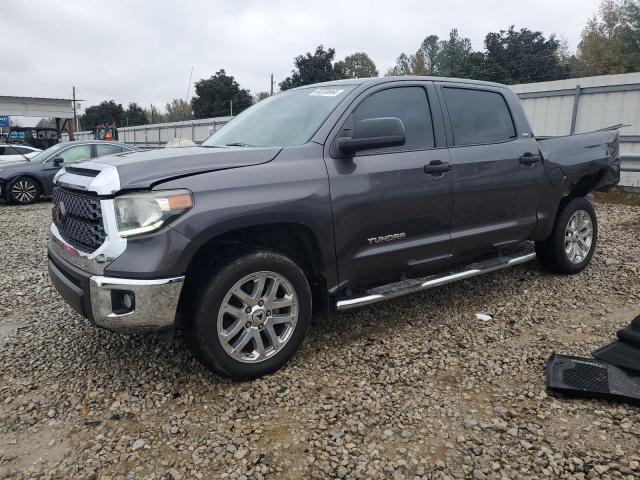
[338,117,406,154]
[52,157,64,166]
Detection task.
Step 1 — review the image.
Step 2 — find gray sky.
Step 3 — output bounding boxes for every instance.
[2,0,601,118]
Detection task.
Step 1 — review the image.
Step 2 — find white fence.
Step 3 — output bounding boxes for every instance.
[62,116,232,147]
[511,72,640,188]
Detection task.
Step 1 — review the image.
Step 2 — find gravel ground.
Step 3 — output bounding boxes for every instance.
[1,199,639,480]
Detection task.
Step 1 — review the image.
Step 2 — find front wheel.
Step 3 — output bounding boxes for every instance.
[185,250,312,380]
[535,196,598,275]
[8,176,41,204]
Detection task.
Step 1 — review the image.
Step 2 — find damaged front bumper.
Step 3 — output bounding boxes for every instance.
[47,162,186,334]
[48,243,184,334]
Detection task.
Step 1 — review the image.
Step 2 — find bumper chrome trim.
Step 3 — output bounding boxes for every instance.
[89,275,185,333]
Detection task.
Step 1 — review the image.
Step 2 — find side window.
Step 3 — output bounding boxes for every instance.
[96,144,123,157]
[352,86,434,153]
[58,145,92,164]
[443,88,516,146]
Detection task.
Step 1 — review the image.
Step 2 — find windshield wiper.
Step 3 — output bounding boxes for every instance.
[225,142,255,147]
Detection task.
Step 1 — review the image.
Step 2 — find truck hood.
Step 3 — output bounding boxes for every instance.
[76,146,282,191]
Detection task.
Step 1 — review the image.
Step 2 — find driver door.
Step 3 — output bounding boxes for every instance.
[324,82,454,288]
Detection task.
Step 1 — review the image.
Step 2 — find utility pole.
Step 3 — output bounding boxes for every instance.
[230,100,233,117]
[72,86,78,132]
[270,74,274,96]
[150,103,155,124]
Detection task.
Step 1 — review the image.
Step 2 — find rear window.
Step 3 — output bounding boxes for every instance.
[443,88,516,146]
[96,144,124,156]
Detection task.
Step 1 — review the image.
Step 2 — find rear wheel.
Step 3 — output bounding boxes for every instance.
[185,250,312,380]
[8,176,41,204]
[535,196,597,275]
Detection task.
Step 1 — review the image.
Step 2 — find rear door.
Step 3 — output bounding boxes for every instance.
[325,82,454,288]
[438,84,542,256]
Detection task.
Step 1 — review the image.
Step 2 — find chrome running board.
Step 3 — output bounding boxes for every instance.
[335,251,536,311]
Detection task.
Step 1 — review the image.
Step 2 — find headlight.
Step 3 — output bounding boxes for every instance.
[114,189,193,237]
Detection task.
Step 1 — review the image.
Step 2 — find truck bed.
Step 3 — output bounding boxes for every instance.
[537,129,621,191]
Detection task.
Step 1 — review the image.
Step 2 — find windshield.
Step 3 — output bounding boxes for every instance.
[27,143,66,162]
[202,85,355,148]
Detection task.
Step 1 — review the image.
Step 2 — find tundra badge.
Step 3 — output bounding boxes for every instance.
[368,233,406,245]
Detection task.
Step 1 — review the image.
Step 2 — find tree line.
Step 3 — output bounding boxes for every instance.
[79,0,639,130]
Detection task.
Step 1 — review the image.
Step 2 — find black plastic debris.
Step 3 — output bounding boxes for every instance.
[546,314,640,406]
[593,314,640,372]
[546,353,640,405]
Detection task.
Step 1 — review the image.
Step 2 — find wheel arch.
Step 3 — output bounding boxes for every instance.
[532,168,605,241]
[179,222,330,321]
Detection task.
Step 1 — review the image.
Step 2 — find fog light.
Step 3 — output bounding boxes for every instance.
[123,293,134,310]
[111,290,135,314]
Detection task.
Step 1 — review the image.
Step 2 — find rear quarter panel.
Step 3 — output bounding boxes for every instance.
[532,130,620,240]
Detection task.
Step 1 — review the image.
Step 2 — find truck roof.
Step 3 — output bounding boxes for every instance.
[296,76,508,90]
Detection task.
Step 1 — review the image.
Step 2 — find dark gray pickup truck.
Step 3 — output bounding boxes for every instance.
[48,76,620,379]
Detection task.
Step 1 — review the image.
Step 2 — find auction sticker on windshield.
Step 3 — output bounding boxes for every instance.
[310,88,344,97]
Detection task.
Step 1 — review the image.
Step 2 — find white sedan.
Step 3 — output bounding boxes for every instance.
[0,144,42,164]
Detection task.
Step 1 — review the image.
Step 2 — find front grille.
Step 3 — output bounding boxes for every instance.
[52,187,106,252]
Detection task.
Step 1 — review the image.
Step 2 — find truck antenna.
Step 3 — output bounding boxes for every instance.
[179,67,194,142]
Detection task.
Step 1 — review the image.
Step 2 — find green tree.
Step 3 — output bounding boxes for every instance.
[436,29,474,77]
[191,69,253,118]
[165,98,194,122]
[125,102,148,126]
[253,91,271,103]
[576,0,640,76]
[626,0,640,54]
[280,46,346,90]
[144,105,166,124]
[386,53,412,76]
[80,100,126,131]
[386,31,473,77]
[482,26,570,83]
[336,52,378,78]
[419,35,441,74]
[388,35,442,76]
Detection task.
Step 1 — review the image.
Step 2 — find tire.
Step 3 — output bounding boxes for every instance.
[8,176,41,204]
[535,196,598,275]
[185,250,312,380]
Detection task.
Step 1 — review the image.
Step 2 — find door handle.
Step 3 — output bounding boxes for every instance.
[424,160,451,175]
[519,153,541,165]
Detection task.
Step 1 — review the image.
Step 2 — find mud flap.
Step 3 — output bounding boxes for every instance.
[545,353,640,405]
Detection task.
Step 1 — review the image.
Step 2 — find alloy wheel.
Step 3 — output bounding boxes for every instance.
[217,271,298,363]
[11,180,37,203]
[564,209,593,264]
